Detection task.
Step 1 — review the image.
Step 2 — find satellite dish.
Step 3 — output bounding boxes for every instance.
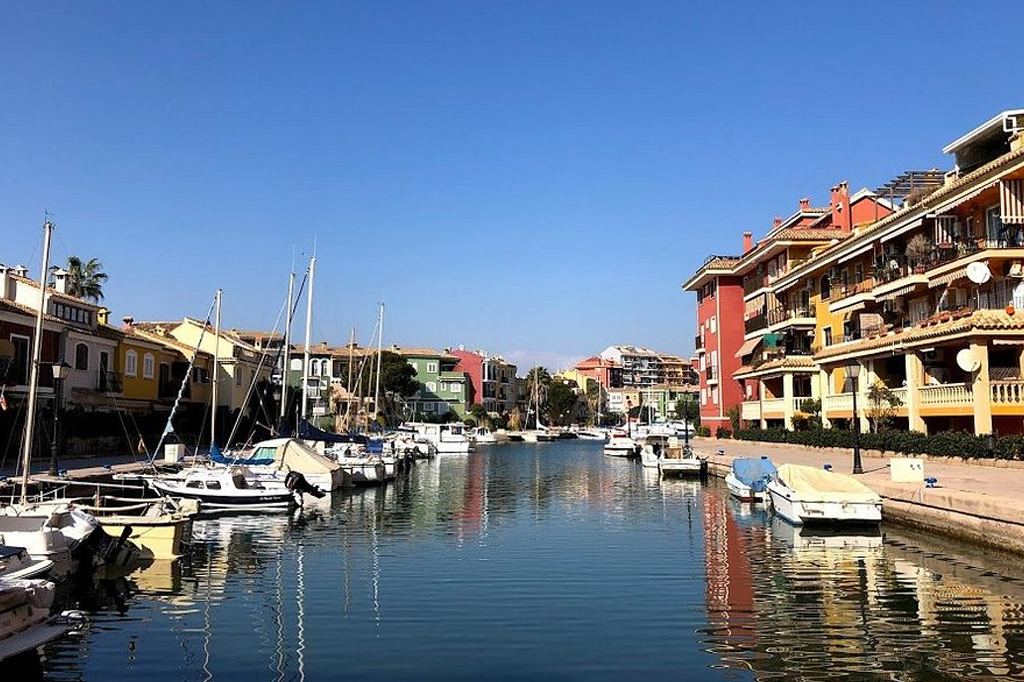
[966,261,992,284]
[956,348,981,373]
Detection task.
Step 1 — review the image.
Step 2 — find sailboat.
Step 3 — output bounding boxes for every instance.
[0,219,133,576]
[521,368,554,443]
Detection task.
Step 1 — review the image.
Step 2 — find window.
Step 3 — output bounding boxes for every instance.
[823,328,833,347]
[309,359,320,376]
[439,382,447,392]
[236,369,244,387]
[75,343,89,371]
[820,275,831,300]
[711,386,718,404]
[206,481,222,490]
[427,362,438,373]
[710,316,717,334]
[987,205,1004,245]
[9,334,30,385]
[125,350,138,377]
[143,353,155,379]
[193,367,209,384]
[451,384,460,394]
[426,381,436,393]
[410,361,418,371]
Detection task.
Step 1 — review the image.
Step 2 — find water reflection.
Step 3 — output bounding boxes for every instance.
[8,442,1024,680]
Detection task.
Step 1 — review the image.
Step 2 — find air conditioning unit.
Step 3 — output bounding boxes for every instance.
[921,348,943,363]
[1008,261,1024,278]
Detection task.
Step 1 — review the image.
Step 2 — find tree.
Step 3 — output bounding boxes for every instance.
[61,256,108,302]
[674,394,700,426]
[545,381,578,426]
[524,366,552,403]
[866,382,902,433]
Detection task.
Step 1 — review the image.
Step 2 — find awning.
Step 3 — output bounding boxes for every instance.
[933,180,999,215]
[830,299,866,314]
[881,217,923,244]
[734,337,763,359]
[929,267,968,288]
[876,282,920,301]
[838,242,874,265]
[993,338,1024,345]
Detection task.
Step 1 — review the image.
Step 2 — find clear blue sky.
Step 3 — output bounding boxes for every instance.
[1,2,1016,372]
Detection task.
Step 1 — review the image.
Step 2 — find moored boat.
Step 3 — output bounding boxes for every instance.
[0,578,85,663]
[725,456,777,502]
[656,439,705,476]
[766,463,882,526]
[143,466,298,510]
[0,546,54,581]
[603,429,639,457]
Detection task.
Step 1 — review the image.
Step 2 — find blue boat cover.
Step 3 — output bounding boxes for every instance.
[731,456,777,493]
[293,419,368,445]
[208,443,275,466]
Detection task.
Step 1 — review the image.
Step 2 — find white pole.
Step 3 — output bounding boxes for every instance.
[373,303,384,423]
[301,255,315,421]
[211,288,221,452]
[19,219,54,504]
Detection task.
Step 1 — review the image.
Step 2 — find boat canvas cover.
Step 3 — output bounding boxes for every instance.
[774,463,881,503]
[732,457,777,492]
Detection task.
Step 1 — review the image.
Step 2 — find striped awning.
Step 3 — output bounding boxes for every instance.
[876,282,919,301]
[734,337,762,359]
[1002,179,1024,224]
[929,267,967,288]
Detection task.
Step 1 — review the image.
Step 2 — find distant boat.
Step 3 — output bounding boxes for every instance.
[725,456,777,502]
[603,429,639,457]
[650,436,704,476]
[144,466,298,510]
[404,422,471,454]
[766,463,882,526]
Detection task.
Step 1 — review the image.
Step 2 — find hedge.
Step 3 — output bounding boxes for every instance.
[722,427,1024,460]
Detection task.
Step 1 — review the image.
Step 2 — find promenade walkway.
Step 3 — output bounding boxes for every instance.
[693,436,1024,554]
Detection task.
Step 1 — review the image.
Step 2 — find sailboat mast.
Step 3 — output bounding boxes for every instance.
[211,289,221,452]
[346,328,355,429]
[280,271,295,422]
[301,255,316,421]
[19,219,54,504]
[373,303,384,423]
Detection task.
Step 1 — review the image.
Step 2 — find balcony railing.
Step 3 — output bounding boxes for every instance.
[761,397,786,415]
[991,381,1024,405]
[919,382,972,406]
[740,401,760,421]
[744,312,767,334]
[768,305,812,326]
[824,393,853,413]
[706,366,716,382]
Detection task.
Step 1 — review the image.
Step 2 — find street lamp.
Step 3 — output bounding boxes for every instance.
[49,359,72,476]
[846,361,863,474]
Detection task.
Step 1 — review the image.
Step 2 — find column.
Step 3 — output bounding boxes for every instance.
[856,360,870,433]
[905,351,926,433]
[783,373,795,430]
[758,380,767,430]
[819,368,832,429]
[972,340,992,436]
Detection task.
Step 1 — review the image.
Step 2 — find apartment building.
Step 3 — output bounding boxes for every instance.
[686,107,1024,437]
[450,347,518,415]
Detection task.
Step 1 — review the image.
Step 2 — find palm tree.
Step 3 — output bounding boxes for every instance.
[61,256,108,302]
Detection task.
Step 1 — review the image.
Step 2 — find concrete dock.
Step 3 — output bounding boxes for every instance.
[695,436,1024,555]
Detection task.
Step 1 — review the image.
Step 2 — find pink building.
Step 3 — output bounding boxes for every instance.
[450,348,517,414]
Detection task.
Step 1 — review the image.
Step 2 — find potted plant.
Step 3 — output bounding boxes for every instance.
[905,234,934,273]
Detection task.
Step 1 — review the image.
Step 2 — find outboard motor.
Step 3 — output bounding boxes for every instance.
[284,471,326,501]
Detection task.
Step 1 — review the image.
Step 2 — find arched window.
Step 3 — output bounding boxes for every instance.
[75,342,89,371]
[125,350,138,377]
[321,359,331,376]
[309,359,320,376]
[820,274,832,301]
[143,353,155,379]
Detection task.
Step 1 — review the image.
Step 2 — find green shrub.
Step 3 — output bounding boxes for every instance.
[716,427,732,439]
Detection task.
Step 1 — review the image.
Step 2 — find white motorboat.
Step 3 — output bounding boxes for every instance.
[470,427,498,445]
[227,437,350,491]
[0,546,54,581]
[0,578,85,663]
[603,430,639,457]
[143,466,299,510]
[0,504,116,578]
[575,429,607,441]
[405,423,471,454]
[654,438,705,476]
[725,456,777,502]
[325,446,387,485]
[766,463,882,526]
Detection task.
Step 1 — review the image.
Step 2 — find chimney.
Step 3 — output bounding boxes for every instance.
[742,232,753,253]
[122,315,135,330]
[831,181,851,231]
[0,264,8,300]
[97,307,110,325]
[773,216,783,229]
[52,267,68,294]
[12,264,28,279]
[799,197,810,211]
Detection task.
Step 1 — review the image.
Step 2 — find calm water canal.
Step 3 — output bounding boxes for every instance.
[9,440,1024,681]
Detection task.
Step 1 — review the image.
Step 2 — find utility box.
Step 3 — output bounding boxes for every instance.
[165,443,184,464]
[890,457,924,483]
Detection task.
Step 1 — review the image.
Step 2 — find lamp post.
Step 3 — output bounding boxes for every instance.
[49,360,72,476]
[846,361,863,474]
[682,390,691,448]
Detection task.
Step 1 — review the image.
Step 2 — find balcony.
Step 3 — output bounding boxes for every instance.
[767,305,813,329]
[706,365,717,384]
[992,381,1024,405]
[744,311,767,335]
[743,276,765,296]
[823,393,853,413]
[740,401,760,421]
[695,334,705,354]
[919,382,972,407]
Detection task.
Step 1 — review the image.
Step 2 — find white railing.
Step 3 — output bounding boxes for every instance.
[888,387,908,408]
[824,393,853,412]
[741,401,760,421]
[761,398,786,415]
[991,381,1024,405]
[919,382,972,406]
